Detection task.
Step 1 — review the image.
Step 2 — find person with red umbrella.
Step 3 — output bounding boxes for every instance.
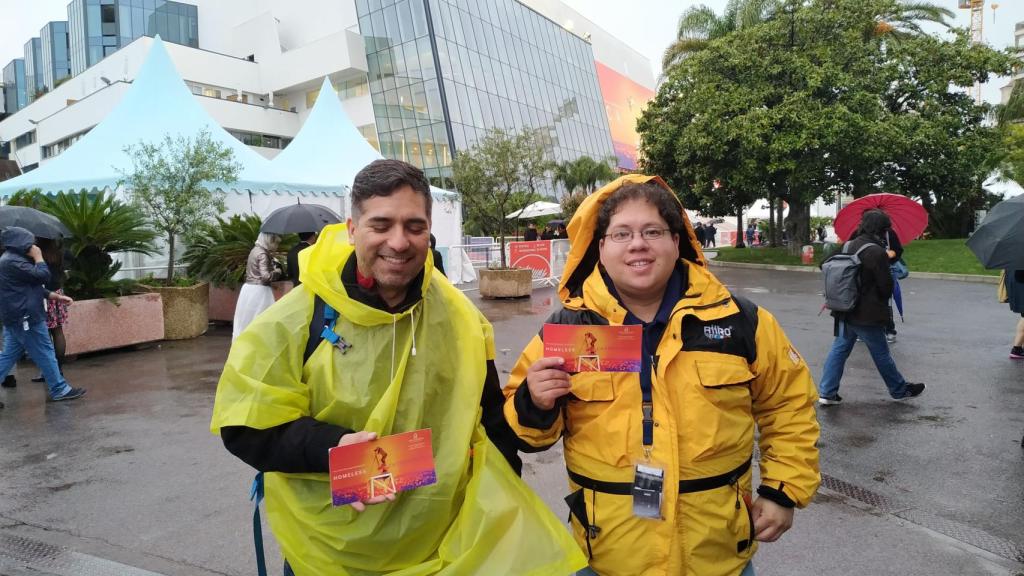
[818,210,925,405]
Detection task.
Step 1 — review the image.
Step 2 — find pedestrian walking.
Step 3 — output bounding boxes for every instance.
[706,222,717,247]
[232,232,283,340]
[817,210,925,405]
[746,222,756,247]
[286,231,317,286]
[30,238,71,383]
[503,175,820,576]
[212,159,585,575]
[1004,269,1024,359]
[0,227,85,402]
[694,221,706,247]
[883,227,904,343]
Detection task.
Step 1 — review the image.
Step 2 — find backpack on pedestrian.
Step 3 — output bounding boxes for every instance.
[820,242,876,313]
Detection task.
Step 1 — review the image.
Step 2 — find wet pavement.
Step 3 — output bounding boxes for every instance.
[0,267,1022,575]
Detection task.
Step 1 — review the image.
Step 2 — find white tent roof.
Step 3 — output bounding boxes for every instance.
[270,78,462,246]
[0,37,338,198]
[506,201,561,219]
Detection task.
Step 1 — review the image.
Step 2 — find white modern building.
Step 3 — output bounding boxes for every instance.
[1,0,656,183]
[999,20,1024,104]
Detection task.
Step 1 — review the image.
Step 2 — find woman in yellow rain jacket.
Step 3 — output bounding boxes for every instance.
[211,159,584,575]
[504,175,820,576]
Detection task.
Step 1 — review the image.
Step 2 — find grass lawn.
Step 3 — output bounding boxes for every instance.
[710,239,999,276]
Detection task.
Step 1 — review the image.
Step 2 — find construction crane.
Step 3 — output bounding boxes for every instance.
[958,0,1000,102]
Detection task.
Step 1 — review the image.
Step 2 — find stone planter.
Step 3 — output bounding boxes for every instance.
[208,281,294,322]
[63,293,165,356]
[140,282,210,340]
[479,268,533,299]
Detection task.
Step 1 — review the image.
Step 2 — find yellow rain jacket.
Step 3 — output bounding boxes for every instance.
[503,175,820,576]
[212,224,585,576]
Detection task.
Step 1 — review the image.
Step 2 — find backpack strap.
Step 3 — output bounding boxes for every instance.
[250,472,267,576]
[303,296,328,364]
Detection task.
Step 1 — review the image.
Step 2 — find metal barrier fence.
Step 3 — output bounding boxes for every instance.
[445,239,570,287]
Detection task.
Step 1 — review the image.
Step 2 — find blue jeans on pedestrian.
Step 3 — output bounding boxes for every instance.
[818,321,908,399]
[578,562,754,576]
[0,320,71,400]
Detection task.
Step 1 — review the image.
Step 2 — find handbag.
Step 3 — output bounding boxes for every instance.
[891,258,909,280]
[998,270,1008,304]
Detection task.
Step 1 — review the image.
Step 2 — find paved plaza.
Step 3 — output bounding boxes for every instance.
[0,267,1022,576]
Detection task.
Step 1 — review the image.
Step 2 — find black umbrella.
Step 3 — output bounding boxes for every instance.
[967,194,1024,269]
[259,203,342,235]
[0,205,71,240]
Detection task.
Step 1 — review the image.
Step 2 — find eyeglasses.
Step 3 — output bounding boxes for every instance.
[604,228,672,243]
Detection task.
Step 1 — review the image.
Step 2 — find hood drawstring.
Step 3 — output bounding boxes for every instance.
[410,307,417,357]
[389,306,419,383]
[390,315,397,384]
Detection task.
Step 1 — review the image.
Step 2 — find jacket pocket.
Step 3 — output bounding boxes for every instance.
[688,359,755,461]
[570,372,615,401]
[565,373,627,466]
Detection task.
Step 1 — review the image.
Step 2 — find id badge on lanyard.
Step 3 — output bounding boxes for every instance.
[632,462,665,519]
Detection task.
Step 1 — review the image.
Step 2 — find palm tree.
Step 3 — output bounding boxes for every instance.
[554,156,618,196]
[662,0,779,73]
[662,0,954,74]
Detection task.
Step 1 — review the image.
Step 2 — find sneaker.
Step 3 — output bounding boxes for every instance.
[31,375,45,383]
[47,387,86,403]
[885,333,897,344]
[894,382,925,400]
[1,375,15,388]
[818,394,843,406]
[1010,346,1024,360]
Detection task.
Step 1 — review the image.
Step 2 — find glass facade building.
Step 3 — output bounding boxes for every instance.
[69,0,198,76]
[2,59,27,114]
[355,0,614,185]
[24,38,44,104]
[41,21,72,91]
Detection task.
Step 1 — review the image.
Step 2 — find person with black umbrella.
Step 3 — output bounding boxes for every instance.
[1005,269,1024,360]
[233,232,283,341]
[287,232,318,286]
[0,227,86,403]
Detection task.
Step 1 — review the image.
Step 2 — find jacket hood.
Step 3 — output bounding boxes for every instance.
[300,222,434,326]
[559,174,706,302]
[1,227,35,255]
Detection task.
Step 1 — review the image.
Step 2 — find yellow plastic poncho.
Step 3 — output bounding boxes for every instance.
[212,224,585,576]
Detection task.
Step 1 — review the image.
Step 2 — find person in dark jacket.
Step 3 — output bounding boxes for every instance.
[883,226,904,343]
[0,227,86,402]
[286,231,317,286]
[523,222,539,242]
[1006,269,1024,359]
[429,233,446,278]
[817,210,924,405]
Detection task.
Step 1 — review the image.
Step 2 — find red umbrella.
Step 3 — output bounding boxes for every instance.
[834,193,928,244]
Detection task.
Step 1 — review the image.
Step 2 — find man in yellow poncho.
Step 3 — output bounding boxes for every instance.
[504,176,821,576]
[211,159,585,576]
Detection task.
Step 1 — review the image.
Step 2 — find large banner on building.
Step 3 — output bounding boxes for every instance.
[509,241,552,280]
[595,62,656,171]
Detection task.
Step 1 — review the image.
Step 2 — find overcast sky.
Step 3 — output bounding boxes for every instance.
[2,0,1022,103]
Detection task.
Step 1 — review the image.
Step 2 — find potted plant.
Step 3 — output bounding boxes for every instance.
[452,128,550,298]
[120,129,241,339]
[25,189,164,355]
[182,214,295,321]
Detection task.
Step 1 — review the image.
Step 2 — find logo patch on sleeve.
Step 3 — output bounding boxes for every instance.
[788,346,802,366]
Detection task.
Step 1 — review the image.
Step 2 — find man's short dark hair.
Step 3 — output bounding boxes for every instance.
[351,159,431,219]
[858,209,891,238]
[298,232,316,242]
[596,182,686,240]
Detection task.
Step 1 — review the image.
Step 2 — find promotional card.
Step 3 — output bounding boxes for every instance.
[543,324,642,373]
[329,428,436,506]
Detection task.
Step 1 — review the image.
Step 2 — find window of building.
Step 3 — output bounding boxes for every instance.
[14,130,37,150]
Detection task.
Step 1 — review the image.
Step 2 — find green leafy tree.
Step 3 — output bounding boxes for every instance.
[642,0,1011,247]
[119,129,240,282]
[452,128,551,268]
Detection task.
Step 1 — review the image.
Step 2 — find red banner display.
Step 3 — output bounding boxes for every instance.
[509,241,552,279]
